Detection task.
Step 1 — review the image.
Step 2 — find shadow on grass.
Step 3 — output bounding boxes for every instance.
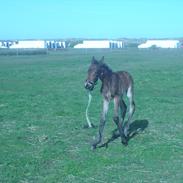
[98,119,149,148]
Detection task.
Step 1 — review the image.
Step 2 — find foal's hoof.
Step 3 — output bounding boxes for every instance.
[124,125,130,137]
[91,144,97,150]
[124,129,130,138]
[122,138,128,146]
[98,142,108,149]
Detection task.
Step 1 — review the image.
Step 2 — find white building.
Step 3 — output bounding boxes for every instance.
[74,40,123,49]
[46,41,66,49]
[10,40,46,49]
[138,40,179,49]
[0,42,4,48]
[0,41,11,48]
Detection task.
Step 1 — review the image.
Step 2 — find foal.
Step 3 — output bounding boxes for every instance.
[85,56,135,149]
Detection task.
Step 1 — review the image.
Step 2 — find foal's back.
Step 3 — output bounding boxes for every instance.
[111,71,134,97]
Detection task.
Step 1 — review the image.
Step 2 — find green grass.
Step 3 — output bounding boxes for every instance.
[0,49,183,183]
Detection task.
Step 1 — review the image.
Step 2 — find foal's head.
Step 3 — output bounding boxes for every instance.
[85,56,104,91]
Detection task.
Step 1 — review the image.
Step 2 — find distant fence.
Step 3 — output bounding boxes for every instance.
[1,48,182,57]
[0,48,48,56]
[0,48,122,56]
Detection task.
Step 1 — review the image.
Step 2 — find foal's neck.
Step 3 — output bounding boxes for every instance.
[100,71,113,82]
[99,69,113,96]
[99,64,113,82]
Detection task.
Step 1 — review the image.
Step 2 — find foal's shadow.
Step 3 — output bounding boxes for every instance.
[98,119,149,148]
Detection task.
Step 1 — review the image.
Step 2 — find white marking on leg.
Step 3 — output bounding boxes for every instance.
[127,86,132,98]
[125,86,135,137]
[129,104,133,114]
[102,99,109,120]
[127,86,134,118]
[113,96,120,117]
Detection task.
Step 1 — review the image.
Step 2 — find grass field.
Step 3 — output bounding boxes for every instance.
[0,49,183,183]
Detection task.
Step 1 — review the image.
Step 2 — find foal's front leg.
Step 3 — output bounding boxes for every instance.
[92,99,109,149]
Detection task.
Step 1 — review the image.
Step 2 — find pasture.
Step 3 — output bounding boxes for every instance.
[0,49,183,182]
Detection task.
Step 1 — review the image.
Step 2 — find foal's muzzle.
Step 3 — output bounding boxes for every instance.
[85,80,95,91]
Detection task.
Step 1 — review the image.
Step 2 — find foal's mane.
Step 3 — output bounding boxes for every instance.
[100,62,113,74]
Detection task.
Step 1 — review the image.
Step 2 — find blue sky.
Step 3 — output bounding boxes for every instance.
[0,0,182,39]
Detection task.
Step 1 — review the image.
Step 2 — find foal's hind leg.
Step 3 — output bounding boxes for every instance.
[112,99,127,136]
[124,86,135,137]
[113,96,127,145]
[120,98,127,125]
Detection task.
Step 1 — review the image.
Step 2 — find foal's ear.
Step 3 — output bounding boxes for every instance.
[91,56,98,64]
